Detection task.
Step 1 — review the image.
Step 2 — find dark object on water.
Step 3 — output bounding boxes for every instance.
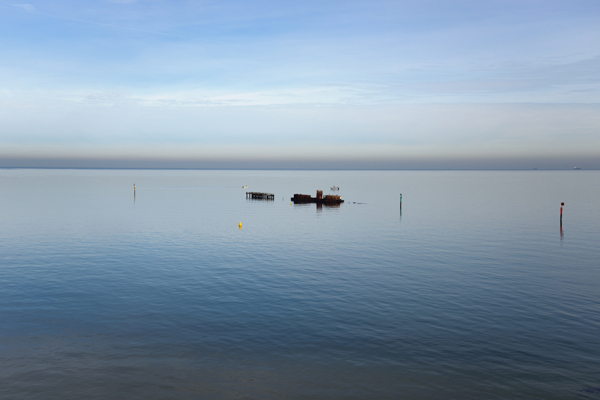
[560,202,564,226]
[573,167,582,170]
[292,190,344,204]
[247,192,274,200]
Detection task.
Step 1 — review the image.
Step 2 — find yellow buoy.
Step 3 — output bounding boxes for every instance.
[239,222,242,229]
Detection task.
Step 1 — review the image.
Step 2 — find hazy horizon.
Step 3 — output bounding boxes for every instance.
[1,1,599,167]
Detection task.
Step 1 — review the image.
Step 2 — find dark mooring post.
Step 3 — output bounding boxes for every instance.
[560,202,564,226]
[399,194,402,209]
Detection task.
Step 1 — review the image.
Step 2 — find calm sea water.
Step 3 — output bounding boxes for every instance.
[1,169,599,399]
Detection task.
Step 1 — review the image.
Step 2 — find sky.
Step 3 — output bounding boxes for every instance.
[0,0,599,169]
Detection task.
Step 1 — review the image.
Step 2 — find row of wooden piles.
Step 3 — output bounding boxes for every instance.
[246,192,275,200]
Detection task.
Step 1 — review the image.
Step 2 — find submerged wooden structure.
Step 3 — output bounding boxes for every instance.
[246,192,275,200]
[291,190,344,205]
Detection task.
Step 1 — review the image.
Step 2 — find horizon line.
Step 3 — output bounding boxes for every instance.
[0,167,596,171]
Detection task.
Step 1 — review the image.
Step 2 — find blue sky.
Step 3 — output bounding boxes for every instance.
[1,0,599,168]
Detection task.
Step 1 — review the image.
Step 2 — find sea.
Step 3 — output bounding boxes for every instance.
[1,169,599,399]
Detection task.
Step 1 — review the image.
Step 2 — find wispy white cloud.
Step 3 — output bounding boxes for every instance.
[12,3,35,12]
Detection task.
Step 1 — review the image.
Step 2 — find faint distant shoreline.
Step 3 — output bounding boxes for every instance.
[0,166,597,171]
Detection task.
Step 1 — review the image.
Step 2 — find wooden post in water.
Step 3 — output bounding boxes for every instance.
[560,202,564,226]
[399,194,402,210]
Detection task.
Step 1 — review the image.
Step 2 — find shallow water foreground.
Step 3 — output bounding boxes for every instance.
[1,169,599,399]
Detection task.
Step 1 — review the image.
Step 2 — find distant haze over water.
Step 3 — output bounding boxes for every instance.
[1,153,599,170]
